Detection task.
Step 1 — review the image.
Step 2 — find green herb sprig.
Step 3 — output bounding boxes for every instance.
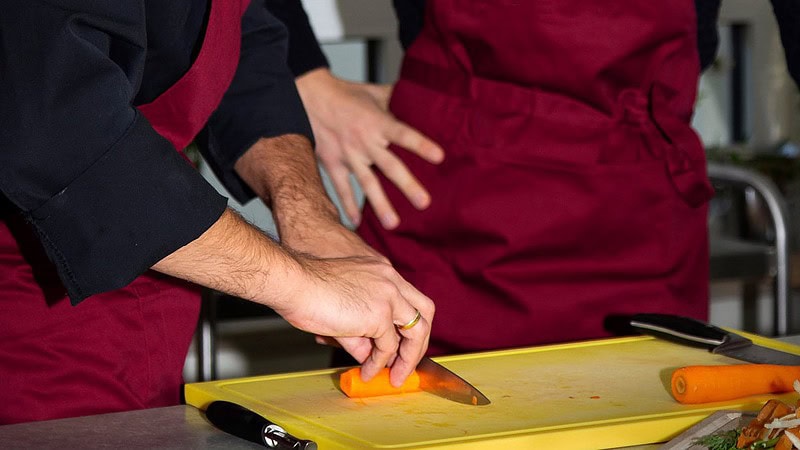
[692,429,739,450]
[693,430,781,450]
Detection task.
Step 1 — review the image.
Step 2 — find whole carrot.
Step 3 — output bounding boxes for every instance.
[670,364,800,404]
[339,367,421,398]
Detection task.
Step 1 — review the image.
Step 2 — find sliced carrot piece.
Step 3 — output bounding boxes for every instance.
[774,427,800,450]
[339,367,421,398]
[738,399,795,447]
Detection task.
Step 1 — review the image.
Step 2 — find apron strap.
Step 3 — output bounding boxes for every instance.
[136,0,250,151]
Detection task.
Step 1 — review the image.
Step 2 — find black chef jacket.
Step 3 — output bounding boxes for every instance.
[0,0,313,303]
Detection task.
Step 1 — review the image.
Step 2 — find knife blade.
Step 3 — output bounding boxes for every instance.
[205,400,317,449]
[629,313,800,365]
[417,357,491,405]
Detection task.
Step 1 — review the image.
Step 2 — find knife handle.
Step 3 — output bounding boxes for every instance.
[205,401,317,450]
[629,313,731,349]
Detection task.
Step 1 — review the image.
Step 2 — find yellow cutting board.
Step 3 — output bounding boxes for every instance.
[185,333,800,449]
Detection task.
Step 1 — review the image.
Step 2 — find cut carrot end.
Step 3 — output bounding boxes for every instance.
[339,367,421,398]
[674,376,686,395]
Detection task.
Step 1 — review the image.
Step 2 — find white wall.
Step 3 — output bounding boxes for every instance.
[693,0,800,150]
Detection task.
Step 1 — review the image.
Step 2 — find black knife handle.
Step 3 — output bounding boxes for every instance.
[629,313,731,349]
[205,401,317,450]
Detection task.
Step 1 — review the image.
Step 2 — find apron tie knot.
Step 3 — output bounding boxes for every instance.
[616,88,651,129]
[657,115,715,207]
[613,88,713,208]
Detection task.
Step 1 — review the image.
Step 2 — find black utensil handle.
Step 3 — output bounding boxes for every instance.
[629,313,731,348]
[205,401,317,450]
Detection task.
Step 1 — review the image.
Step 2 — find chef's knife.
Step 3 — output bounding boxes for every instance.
[417,357,491,405]
[629,313,800,365]
[205,401,317,449]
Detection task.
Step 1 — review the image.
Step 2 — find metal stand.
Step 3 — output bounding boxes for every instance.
[707,162,792,335]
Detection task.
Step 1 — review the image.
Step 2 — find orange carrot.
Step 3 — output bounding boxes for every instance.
[339,367,421,398]
[670,364,800,404]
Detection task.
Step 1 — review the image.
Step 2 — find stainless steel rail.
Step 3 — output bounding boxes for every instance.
[707,162,792,335]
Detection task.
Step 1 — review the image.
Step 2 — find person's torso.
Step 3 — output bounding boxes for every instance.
[358,0,712,354]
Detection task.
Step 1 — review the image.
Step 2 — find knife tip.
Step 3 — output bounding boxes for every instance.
[474,395,491,406]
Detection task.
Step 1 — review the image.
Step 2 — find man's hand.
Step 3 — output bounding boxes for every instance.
[152,208,434,386]
[230,134,435,384]
[296,68,444,229]
[276,251,434,386]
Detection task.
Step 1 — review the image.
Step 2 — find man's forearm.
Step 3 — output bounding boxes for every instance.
[155,130,343,304]
[151,208,300,309]
[234,134,340,241]
[157,136,435,384]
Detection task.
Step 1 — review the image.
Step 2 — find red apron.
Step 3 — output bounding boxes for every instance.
[0,0,247,424]
[358,0,714,356]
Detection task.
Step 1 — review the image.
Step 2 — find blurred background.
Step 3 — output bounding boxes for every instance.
[184,0,800,382]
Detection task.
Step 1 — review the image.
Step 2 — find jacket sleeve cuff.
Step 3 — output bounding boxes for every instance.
[28,112,228,304]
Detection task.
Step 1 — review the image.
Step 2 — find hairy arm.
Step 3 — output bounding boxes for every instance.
[157,135,435,385]
[234,133,380,258]
[152,203,433,385]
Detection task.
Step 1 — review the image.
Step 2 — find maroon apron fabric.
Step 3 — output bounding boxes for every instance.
[0,0,248,424]
[358,0,714,356]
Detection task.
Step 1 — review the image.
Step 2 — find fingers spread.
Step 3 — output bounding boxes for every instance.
[325,164,361,226]
[371,149,430,211]
[362,83,393,109]
[351,161,399,229]
[386,121,445,165]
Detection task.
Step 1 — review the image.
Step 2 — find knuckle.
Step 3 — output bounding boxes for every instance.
[318,151,339,165]
[374,278,399,300]
[422,300,435,319]
[356,173,378,190]
[376,263,400,280]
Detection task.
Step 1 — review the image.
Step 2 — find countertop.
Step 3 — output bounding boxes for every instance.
[0,405,659,449]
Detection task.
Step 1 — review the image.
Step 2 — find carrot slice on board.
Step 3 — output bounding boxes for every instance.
[339,367,421,398]
[670,364,800,404]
